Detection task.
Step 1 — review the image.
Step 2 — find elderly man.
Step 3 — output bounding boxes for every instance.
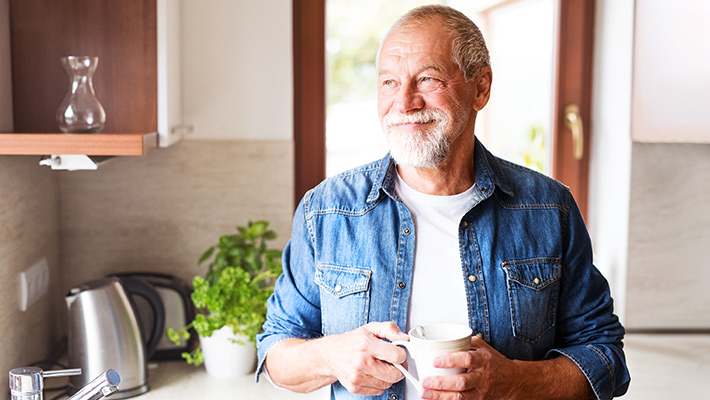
[257,5,629,400]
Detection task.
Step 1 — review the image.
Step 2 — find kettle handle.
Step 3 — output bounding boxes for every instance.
[120,277,166,359]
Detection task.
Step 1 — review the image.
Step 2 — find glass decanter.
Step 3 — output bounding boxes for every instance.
[56,56,106,133]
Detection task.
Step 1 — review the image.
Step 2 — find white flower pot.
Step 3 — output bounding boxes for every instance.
[199,326,257,378]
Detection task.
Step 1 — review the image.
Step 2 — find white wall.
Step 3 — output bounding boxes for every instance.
[588,0,634,322]
[182,0,293,141]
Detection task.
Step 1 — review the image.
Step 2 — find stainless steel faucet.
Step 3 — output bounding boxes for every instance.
[9,367,120,400]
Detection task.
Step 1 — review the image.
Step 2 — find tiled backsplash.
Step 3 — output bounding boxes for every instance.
[0,155,63,393]
[626,142,710,329]
[59,139,294,289]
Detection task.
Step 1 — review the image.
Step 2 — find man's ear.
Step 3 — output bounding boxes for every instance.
[472,66,492,111]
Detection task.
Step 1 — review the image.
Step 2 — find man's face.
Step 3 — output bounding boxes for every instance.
[377,20,475,168]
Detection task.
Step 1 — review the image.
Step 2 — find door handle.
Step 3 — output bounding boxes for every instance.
[563,104,584,160]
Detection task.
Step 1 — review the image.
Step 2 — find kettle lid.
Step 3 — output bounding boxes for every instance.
[65,277,123,308]
[67,277,120,296]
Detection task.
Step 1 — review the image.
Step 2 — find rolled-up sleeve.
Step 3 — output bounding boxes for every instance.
[547,196,630,399]
[256,195,323,382]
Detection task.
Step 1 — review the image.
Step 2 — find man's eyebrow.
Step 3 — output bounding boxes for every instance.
[418,63,446,74]
[377,63,447,76]
[378,68,393,76]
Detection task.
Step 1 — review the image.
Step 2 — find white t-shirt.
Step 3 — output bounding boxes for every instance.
[395,172,474,399]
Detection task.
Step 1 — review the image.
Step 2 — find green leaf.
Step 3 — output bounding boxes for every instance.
[237,226,249,237]
[166,327,182,345]
[198,246,215,265]
[182,348,204,366]
[250,220,269,237]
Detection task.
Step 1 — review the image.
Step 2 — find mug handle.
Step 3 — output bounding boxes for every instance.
[391,340,423,395]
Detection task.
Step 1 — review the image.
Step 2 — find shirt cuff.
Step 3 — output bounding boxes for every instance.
[255,332,294,383]
[547,345,629,400]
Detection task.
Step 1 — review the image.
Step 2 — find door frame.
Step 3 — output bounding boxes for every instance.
[293,0,326,207]
[551,0,595,219]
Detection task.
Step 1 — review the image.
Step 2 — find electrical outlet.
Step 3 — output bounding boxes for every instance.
[20,258,50,311]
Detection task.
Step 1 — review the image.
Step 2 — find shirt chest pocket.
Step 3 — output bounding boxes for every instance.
[314,265,372,335]
[502,258,561,342]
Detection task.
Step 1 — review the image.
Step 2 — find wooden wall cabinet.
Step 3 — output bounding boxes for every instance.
[0,0,183,157]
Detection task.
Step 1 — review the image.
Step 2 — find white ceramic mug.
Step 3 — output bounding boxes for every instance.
[392,323,473,395]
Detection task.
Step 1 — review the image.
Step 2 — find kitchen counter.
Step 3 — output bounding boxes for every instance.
[621,333,710,399]
[41,333,706,399]
[140,361,329,400]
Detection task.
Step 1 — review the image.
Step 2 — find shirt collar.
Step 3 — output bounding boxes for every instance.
[367,138,514,204]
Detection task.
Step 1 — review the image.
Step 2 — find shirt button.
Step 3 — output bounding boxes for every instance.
[468,274,477,282]
[397,281,406,289]
[462,221,469,228]
[390,394,399,400]
[533,277,541,285]
[334,284,342,292]
[403,227,411,235]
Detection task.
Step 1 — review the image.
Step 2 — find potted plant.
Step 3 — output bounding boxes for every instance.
[167,220,283,376]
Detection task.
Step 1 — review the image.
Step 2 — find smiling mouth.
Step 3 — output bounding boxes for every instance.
[384,110,446,130]
[392,120,434,127]
[387,116,440,127]
[387,120,439,133]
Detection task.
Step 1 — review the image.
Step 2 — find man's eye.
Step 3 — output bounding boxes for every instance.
[383,79,395,86]
[419,77,443,90]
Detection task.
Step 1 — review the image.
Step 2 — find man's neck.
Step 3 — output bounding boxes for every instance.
[396,156,475,196]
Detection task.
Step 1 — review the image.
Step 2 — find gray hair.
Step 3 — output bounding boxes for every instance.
[384,5,490,82]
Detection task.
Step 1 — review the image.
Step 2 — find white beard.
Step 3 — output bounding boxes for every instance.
[382,108,463,168]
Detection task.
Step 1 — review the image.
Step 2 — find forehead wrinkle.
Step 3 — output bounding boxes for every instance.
[378,26,456,78]
[378,62,449,79]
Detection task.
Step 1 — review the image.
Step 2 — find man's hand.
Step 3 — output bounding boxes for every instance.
[418,336,594,400]
[265,321,408,396]
[320,322,409,396]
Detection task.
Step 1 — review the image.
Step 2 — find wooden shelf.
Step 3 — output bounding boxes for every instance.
[0,132,158,156]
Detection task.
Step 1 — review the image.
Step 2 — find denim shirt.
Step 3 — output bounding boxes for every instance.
[257,139,630,400]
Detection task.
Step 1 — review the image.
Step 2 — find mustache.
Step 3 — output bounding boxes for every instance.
[382,109,447,128]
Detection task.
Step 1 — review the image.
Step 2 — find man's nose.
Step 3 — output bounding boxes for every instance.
[393,83,424,113]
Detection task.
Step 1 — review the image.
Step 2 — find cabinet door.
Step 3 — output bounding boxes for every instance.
[157,0,185,148]
[631,1,710,143]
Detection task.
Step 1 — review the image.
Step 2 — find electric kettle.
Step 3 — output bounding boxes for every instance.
[66,277,165,399]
